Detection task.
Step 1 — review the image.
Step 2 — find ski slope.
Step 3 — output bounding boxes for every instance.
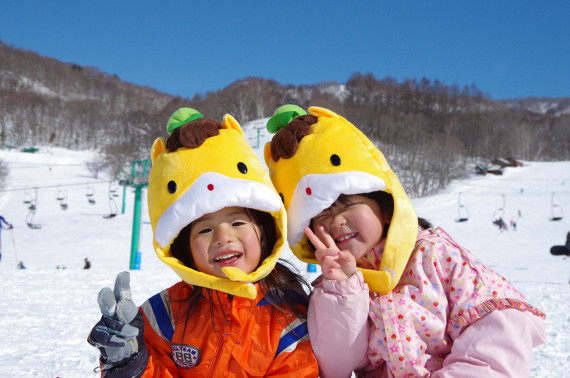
[0,121,568,377]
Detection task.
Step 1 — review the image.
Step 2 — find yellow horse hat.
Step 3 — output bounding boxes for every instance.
[148,108,286,299]
[264,106,417,295]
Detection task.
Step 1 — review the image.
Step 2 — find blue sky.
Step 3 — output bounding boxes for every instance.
[1,1,568,100]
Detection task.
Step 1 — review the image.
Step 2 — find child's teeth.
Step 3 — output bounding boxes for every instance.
[215,253,240,262]
[337,233,355,242]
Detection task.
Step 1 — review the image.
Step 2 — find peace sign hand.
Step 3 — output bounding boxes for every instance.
[304,226,357,281]
[87,272,148,375]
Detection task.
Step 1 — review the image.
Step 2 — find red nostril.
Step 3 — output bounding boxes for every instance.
[306,187,312,195]
[207,184,214,191]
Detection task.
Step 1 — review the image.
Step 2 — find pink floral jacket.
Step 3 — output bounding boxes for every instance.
[308,227,546,378]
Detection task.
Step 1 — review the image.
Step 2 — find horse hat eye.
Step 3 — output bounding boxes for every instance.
[330,154,341,166]
[237,162,248,174]
[167,180,177,194]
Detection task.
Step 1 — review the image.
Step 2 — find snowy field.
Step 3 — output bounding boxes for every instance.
[0,120,569,377]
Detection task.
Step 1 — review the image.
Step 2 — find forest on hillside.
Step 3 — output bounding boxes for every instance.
[1,40,569,197]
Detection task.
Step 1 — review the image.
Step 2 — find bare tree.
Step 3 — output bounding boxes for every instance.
[0,158,8,189]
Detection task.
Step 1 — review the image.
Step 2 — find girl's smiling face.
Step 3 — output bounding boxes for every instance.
[189,207,262,278]
[311,194,388,260]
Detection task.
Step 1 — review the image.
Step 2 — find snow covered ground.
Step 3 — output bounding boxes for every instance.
[0,120,568,377]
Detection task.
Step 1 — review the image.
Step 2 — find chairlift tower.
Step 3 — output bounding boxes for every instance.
[254,125,264,149]
[128,159,151,270]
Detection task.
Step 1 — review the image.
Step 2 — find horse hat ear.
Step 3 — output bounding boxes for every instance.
[222,114,243,135]
[151,137,166,164]
[264,142,273,164]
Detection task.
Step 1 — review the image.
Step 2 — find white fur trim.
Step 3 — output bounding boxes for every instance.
[155,172,281,248]
[287,171,386,246]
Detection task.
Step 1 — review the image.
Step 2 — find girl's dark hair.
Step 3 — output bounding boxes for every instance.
[170,208,310,322]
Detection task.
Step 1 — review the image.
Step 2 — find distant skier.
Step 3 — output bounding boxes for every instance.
[83,257,91,269]
[500,218,508,230]
[0,215,14,262]
[17,261,26,269]
[493,217,508,231]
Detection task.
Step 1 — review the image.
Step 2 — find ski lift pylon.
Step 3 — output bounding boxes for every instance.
[455,192,470,222]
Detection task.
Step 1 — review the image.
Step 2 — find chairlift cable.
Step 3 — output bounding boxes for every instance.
[0,179,112,193]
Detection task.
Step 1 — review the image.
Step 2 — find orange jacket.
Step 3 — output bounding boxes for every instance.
[139,281,318,377]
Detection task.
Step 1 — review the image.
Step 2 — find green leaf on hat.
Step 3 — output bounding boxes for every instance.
[266,104,307,134]
[166,108,204,134]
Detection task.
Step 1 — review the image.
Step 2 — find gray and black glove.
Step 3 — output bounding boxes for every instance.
[88,271,148,377]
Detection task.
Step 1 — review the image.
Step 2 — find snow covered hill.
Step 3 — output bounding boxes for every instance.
[499,97,570,116]
[0,121,568,377]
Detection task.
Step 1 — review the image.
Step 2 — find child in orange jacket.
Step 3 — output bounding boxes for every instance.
[88,108,318,377]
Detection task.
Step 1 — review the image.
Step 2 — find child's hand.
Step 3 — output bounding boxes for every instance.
[304,226,357,281]
[87,272,148,375]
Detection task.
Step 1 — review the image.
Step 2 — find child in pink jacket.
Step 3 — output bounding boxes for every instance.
[264,105,546,377]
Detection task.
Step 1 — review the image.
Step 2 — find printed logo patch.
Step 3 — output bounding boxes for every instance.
[172,344,200,368]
